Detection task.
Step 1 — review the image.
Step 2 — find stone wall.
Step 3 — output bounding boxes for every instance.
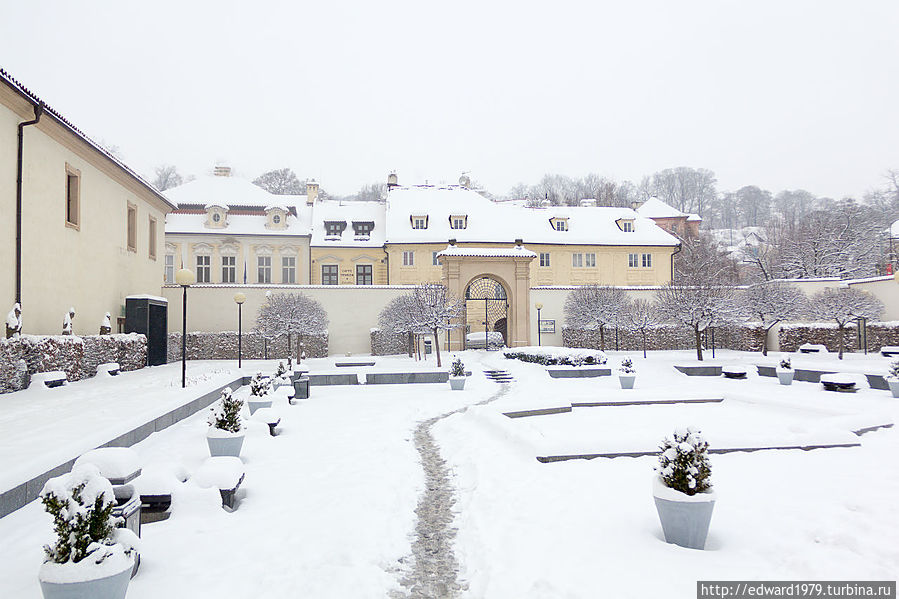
[167,331,329,362]
[562,324,765,353]
[0,333,147,394]
[370,329,411,356]
[778,322,899,353]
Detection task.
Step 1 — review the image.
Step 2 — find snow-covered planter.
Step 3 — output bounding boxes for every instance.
[271,362,291,389]
[887,360,899,398]
[247,372,273,415]
[449,357,466,390]
[653,428,716,550]
[38,464,139,599]
[503,346,607,367]
[207,387,245,457]
[618,358,636,389]
[776,354,793,386]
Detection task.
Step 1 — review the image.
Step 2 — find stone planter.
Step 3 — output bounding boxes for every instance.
[247,396,273,415]
[776,370,794,386]
[618,374,636,389]
[889,380,899,398]
[39,554,134,599]
[206,429,245,457]
[449,376,466,390]
[653,478,716,550]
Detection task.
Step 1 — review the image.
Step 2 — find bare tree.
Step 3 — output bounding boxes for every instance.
[623,298,664,358]
[743,281,806,355]
[564,285,630,351]
[674,234,740,285]
[644,167,717,216]
[807,287,883,359]
[407,284,463,368]
[656,284,741,361]
[254,292,328,361]
[378,293,423,358]
[152,165,183,191]
[350,182,387,202]
[253,168,305,195]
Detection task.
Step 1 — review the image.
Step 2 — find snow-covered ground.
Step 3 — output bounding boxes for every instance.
[0,349,897,597]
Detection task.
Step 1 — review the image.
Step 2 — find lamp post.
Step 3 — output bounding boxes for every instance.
[175,268,196,388]
[535,302,543,346]
[234,292,246,368]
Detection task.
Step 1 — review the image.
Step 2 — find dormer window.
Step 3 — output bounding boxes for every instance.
[550,217,569,231]
[205,204,228,229]
[325,221,347,237]
[616,218,635,232]
[450,215,467,230]
[411,215,428,229]
[265,206,289,230]
[352,221,374,237]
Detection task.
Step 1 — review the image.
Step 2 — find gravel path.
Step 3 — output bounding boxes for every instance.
[394,382,510,598]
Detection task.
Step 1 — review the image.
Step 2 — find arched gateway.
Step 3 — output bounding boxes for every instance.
[437,244,536,351]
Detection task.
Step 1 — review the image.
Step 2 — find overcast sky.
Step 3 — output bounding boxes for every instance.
[2,0,897,199]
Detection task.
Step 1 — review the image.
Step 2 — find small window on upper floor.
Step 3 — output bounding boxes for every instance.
[550,217,569,231]
[450,215,467,230]
[617,218,635,232]
[148,216,157,260]
[352,221,374,237]
[411,215,428,229]
[325,221,347,237]
[65,164,80,229]
[127,203,137,252]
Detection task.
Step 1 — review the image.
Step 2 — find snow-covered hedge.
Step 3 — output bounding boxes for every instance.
[779,322,899,353]
[370,328,409,356]
[503,346,607,366]
[167,331,328,362]
[563,323,764,353]
[655,427,712,496]
[0,333,147,394]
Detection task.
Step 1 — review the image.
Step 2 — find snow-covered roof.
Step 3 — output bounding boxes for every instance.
[310,200,386,247]
[436,245,538,259]
[164,176,313,236]
[386,186,678,247]
[687,213,702,222]
[635,197,687,219]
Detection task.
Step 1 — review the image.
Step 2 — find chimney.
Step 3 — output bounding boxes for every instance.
[213,165,231,177]
[387,171,398,189]
[306,179,319,205]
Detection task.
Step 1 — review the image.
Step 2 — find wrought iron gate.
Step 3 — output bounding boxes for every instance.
[464,277,509,349]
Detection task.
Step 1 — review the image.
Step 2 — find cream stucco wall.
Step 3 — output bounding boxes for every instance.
[2,87,171,335]
[310,247,388,285]
[166,235,312,285]
[160,284,414,355]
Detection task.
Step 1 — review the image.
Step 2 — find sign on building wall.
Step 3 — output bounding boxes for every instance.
[539,319,555,334]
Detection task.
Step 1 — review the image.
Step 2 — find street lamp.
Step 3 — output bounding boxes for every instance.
[535,302,544,346]
[234,292,246,367]
[175,268,196,388]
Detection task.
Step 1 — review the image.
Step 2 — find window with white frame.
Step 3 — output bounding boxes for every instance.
[321,265,338,285]
[450,216,467,229]
[585,253,596,267]
[432,251,439,266]
[257,256,272,283]
[539,252,550,267]
[412,217,427,230]
[282,256,296,284]
[572,253,583,267]
[642,253,652,268]
[628,253,639,268]
[196,255,211,283]
[164,255,174,284]
[221,256,236,283]
[403,250,414,266]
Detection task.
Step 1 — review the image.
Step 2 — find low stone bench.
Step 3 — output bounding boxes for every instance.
[756,364,776,377]
[820,373,859,392]
[29,370,67,389]
[880,346,899,357]
[253,407,281,436]
[794,368,836,383]
[864,374,889,391]
[195,457,245,510]
[546,367,611,378]
[97,362,120,376]
[722,366,747,379]
[799,343,828,354]
[335,360,376,367]
[308,373,359,386]
[365,372,449,385]
[674,365,722,376]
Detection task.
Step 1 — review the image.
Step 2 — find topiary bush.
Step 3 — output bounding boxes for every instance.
[618,357,636,374]
[250,372,271,397]
[655,427,712,496]
[450,357,465,377]
[208,387,244,433]
[778,354,792,370]
[887,359,899,381]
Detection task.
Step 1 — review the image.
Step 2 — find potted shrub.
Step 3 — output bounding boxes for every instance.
[618,357,636,389]
[449,357,466,390]
[247,372,273,414]
[207,387,246,457]
[653,427,716,550]
[38,463,140,599]
[776,354,794,385]
[887,359,899,398]
[272,361,290,389]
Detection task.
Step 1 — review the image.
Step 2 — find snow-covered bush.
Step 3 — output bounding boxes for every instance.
[618,357,636,374]
[778,354,792,370]
[208,387,243,433]
[40,463,138,567]
[450,357,465,377]
[887,359,899,381]
[655,428,712,496]
[250,372,271,397]
[275,361,287,378]
[503,347,607,367]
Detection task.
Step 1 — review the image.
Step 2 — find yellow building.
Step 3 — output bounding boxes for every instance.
[1,69,175,335]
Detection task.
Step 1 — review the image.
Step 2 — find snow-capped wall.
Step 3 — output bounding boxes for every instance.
[0,333,147,394]
[778,322,899,353]
[166,331,328,362]
[562,324,764,353]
